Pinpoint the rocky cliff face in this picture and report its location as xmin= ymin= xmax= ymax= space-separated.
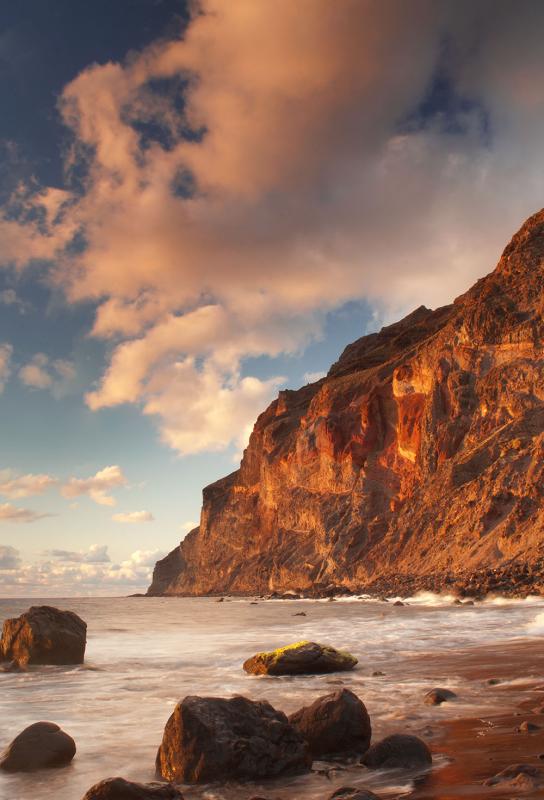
xmin=148 ymin=210 xmax=544 ymax=597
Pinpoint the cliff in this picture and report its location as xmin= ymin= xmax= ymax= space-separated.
xmin=148 ymin=210 xmax=544 ymax=598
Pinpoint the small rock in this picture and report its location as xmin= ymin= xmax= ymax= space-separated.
xmin=0 ymin=606 xmax=86 ymax=667
xmin=484 ymin=763 xmax=544 ymax=790
xmin=371 ymin=670 xmax=385 ymax=677
xmin=82 ymin=777 xmax=183 ymax=799
xmin=328 ymin=787 xmax=380 ymax=800
xmin=293 ymin=612 xmax=307 ymax=617
xmin=424 ymin=688 xmax=457 ymax=706
xmin=362 ymin=734 xmax=432 ymax=770
xmin=243 ymin=641 xmax=358 ymax=676
xmin=517 ymin=720 xmax=540 ymax=733
xmin=288 ymin=688 xmax=371 ymax=757
xmin=250 ymin=602 xmax=258 ymax=605
xmin=487 ymin=678 xmax=501 ymax=686
xmin=155 ymin=694 xmax=310 ymax=783
xmin=0 ymin=722 xmax=76 ymax=772
xmin=393 ymin=601 xmax=405 ymax=607
xmin=216 ymin=597 xmax=224 ymax=603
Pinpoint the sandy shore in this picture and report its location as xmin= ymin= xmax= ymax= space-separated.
xmin=405 ymin=639 xmax=544 ymax=799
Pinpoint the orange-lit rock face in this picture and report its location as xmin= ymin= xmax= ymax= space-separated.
xmin=149 ymin=209 xmax=544 ymax=596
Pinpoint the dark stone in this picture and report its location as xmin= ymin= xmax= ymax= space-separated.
xmin=393 ymin=601 xmax=405 ymax=607
xmin=155 ymin=695 xmax=311 ymax=783
xmin=517 ymin=720 xmax=540 ymax=733
xmin=0 ymin=605 xmax=86 ymax=667
xmin=371 ymin=671 xmax=385 ymax=677
xmin=243 ymin=641 xmax=357 ymax=676
xmin=82 ymin=778 xmax=183 ymax=799
xmin=0 ymin=721 xmax=76 ymax=772
xmin=362 ymin=734 xmax=432 ymax=770
xmin=288 ymin=688 xmax=371 ymax=757
xmin=293 ymin=612 xmax=307 ymax=617
xmin=484 ymin=763 xmax=544 ymax=790
xmin=328 ymin=787 xmax=380 ymax=800
xmin=424 ymin=688 xmax=457 ymax=706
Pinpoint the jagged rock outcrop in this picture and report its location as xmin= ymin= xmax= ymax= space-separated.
xmin=149 ymin=210 xmax=544 ymax=597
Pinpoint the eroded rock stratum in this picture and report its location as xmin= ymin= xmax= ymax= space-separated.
xmin=148 ymin=210 xmax=544 ymax=597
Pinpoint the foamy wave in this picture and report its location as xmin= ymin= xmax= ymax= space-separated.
xmin=398 ymin=591 xmax=457 ymax=606
xmin=526 ymin=611 xmax=544 ymax=634
xmin=485 ymin=594 xmax=543 ymax=606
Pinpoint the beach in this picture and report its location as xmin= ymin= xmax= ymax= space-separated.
xmin=1 ymin=595 xmax=544 ymax=799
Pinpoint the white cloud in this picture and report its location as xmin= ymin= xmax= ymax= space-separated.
xmin=0 ymin=547 xmax=165 ymax=597
xmin=0 ymin=545 xmax=21 ymax=569
xmin=19 ymin=353 xmax=76 ymax=394
xmin=0 ymin=343 xmax=12 ymax=394
xmin=303 ymin=370 xmax=326 ymax=384
xmin=0 ymin=470 xmax=57 ymax=498
xmin=0 ymin=503 xmax=51 ymax=523
xmin=0 ymin=289 xmax=28 ymax=313
xmin=112 ymin=510 xmax=154 ymax=523
xmin=61 ymin=465 xmax=128 ymax=506
xmin=47 ymin=544 xmax=111 ymax=563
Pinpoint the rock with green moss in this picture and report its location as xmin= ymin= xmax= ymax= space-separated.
xmin=243 ymin=640 xmax=358 ymax=676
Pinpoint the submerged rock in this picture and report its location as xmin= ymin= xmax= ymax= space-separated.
xmin=289 ymin=688 xmax=371 ymax=757
xmin=0 ymin=605 xmax=86 ymax=666
xmin=155 ymin=695 xmax=310 ymax=783
xmin=484 ymin=763 xmax=544 ymax=790
xmin=362 ymin=734 xmax=432 ymax=770
xmin=243 ymin=641 xmax=357 ymax=675
xmin=82 ymin=778 xmax=183 ymax=799
xmin=328 ymin=788 xmax=380 ymax=800
xmin=424 ymin=688 xmax=457 ymax=705
xmin=517 ymin=720 xmax=540 ymax=733
xmin=0 ymin=721 xmax=76 ymax=772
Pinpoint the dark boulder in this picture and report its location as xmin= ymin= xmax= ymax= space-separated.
xmin=82 ymin=778 xmax=183 ymax=799
xmin=155 ymin=695 xmax=311 ymax=783
xmin=362 ymin=734 xmax=432 ymax=770
xmin=289 ymin=688 xmax=371 ymax=757
xmin=0 ymin=605 xmax=86 ymax=666
xmin=424 ymin=688 xmax=457 ymax=706
xmin=328 ymin=788 xmax=380 ymax=800
xmin=243 ymin=641 xmax=357 ymax=675
xmin=0 ymin=721 xmax=76 ymax=772
xmin=517 ymin=720 xmax=540 ymax=733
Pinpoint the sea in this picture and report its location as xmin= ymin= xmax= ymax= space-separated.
xmin=1 ymin=593 xmax=544 ymax=800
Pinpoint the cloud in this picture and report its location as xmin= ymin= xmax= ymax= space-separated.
xmin=0 ymin=343 xmax=12 ymax=394
xmin=303 ymin=370 xmax=326 ymax=384
xmin=112 ymin=510 xmax=154 ymax=523
xmin=47 ymin=544 xmax=111 ymax=563
xmin=0 ymin=547 xmax=165 ymax=596
xmin=0 ymin=545 xmax=21 ymax=569
xmin=4 ymin=3 xmax=544 ymax=455
xmin=19 ymin=353 xmax=76 ymax=394
xmin=61 ymin=465 xmax=128 ymax=506
xmin=0 ymin=503 xmax=51 ymax=523
xmin=0 ymin=288 xmax=28 ymax=313
xmin=0 ymin=470 xmax=57 ymax=498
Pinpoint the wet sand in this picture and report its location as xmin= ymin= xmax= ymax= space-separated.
xmin=407 ymin=639 xmax=544 ymax=800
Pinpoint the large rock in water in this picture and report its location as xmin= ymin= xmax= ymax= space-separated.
xmin=288 ymin=688 xmax=371 ymax=757
xmin=147 ymin=210 xmax=544 ymax=598
xmin=0 ymin=722 xmax=76 ymax=772
xmin=243 ymin=641 xmax=357 ymax=675
xmin=362 ymin=734 xmax=432 ymax=770
xmin=0 ymin=605 xmax=87 ymax=666
xmin=82 ymin=777 xmax=183 ymax=799
xmin=155 ymin=695 xmax=311 ymax=783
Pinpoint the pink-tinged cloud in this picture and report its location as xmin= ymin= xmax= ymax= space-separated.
xmin=3 ymin=3 xmax=544 ymax=455
xmin=61 ymin=465 xmax=128 ymax=506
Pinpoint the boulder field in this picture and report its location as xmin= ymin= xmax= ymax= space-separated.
xmin=148 ymin=209 xmax=544 ymax=599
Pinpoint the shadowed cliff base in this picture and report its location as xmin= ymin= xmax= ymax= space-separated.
xmin=148 ymin=209 xmax=544 ymax=599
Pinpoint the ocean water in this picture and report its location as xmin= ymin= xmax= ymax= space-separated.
xmin=0 ymin=594 xmax=543 ymax=800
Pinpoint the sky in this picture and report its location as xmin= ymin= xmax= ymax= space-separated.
xmin=1 ymin=0 xmax=544 ymax=596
